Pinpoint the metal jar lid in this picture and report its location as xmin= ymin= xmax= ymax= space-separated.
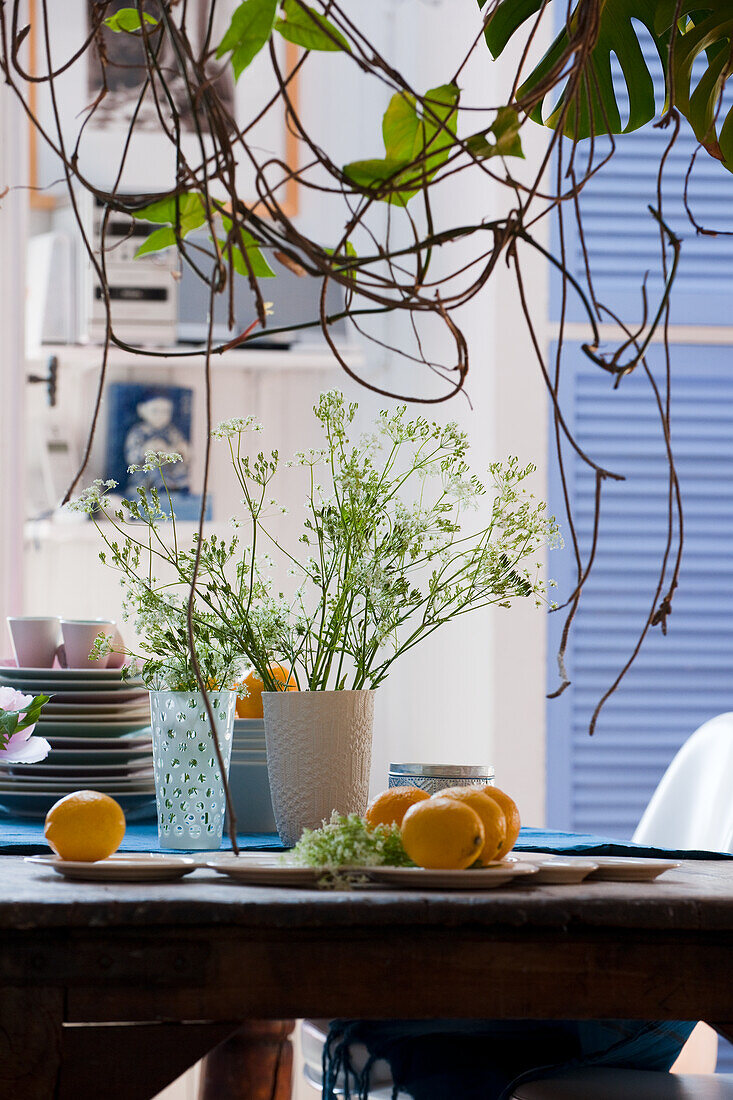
xmin=388 ymin=763 xmax=494 ymax=779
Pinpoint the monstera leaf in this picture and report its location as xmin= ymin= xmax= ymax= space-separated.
xmin=481 ymin=0 xmax=669 ymax=138
xmin=655 ymin=0 xmax=733 ymax=171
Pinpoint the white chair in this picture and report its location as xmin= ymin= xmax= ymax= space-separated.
xmin=303 ymin=713 xmax=733 ymax=1098
xmin=514 ymin=711 xmax=733 ymax=1099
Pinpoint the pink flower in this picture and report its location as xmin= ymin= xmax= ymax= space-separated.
xmin=0 ymin=686 xmax=50 ymax=764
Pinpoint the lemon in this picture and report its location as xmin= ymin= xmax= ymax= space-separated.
xmin=400 ymin=796 xmax=485 ymax=870
xmin=482 ymin=786 xmax=521 ymax=860
xmin=44 ymin=790 xmax=126 ymax=862
xmin=365 ymin=787 xmax=430 ymax=830
xmin=236 ymin=664 xmax=297 ymax=719
xmin=433 ymin=786 xmax=507 ymax=865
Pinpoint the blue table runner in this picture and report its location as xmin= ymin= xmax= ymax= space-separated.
xmin=1 ymin=820 xmax=730 ymax=859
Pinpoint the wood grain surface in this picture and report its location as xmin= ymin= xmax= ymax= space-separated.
xmin=2 ymin=857 xmax=733 ymax=931
xmin=3 ymin=856 xmax=733 ymax=1097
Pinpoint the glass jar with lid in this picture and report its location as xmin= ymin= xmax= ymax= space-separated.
xmin=388 ymin=762 xmax=494 ymax=796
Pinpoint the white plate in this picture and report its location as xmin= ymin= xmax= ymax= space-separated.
xmin=44 ymin=750 xmax=151 ymax=768
xmin=206 ymin=856 xmax=374 ymax=889
xmin=583 ymin=856 xmax=681 ymax=882
xmin=366 ymin=862 xmax=539 ymax=890
xmin=37 ymin=715 xmax=151 ymax=728
xmin=3 ymin=678 xmax=145 ymax=694
xmin=36 ymin=722 xmax=152 ymax=739
xmin=45 ymin=689 xmax=148 ymax=705
xmin=47 ymin=734 xmax=151 ymax=747
xmin=1 ymin=666 xmax=137 ymax=681
xmin=0 ymin=779 xmax=155 ymax=794
xmin=42 ymin=701 xmax=150 ymax=716
xmin=25 ymin=854 xmax=197 ymax=882
xmin=2 ymin=759 xmax=152 ymax=774
xmin=510 ymin=855 xmax=600 ymax=884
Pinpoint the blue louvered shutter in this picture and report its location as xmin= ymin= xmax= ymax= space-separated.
xmin=545 ymin=26 xmax=733 ymax=1073
xmin=546 ymin=345 xmax=733 ymax=1076
xmin=546 ymin=21 xmax=733 ymax=833
xmin=546 ymin=344 xmax=733 ymax=835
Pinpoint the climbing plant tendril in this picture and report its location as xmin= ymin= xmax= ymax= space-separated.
xmin=2 ymin=0 xmax=732 ymax=829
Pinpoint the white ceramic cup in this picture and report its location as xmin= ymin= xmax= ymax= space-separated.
xmin=59 ymin=619 xmax=115 ymax=669
xmin=7 ymin=616 xmax=61 ymax=668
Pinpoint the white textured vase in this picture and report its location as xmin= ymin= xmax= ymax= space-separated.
xmin=262 ymin=689 xmax=375 ymax=846
xmin=149 ymin=689 xmax=236 ymax=851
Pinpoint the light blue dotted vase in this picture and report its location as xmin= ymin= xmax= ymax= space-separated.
xmin=149 ymin=690 xmax=236 ymax=851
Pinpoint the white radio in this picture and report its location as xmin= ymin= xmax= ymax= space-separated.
xmin=30 ymin=192 xmax=179 ymax=348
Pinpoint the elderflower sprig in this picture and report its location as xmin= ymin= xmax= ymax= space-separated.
xmin=287 ymin=812 xmax=414 ymax=886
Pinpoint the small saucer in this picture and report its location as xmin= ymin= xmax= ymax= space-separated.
xmin=25 ymin=853 xmax=198 ymax=882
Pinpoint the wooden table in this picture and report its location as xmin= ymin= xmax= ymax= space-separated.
xmin=3 ymin=855 xmax=733 ymax=1099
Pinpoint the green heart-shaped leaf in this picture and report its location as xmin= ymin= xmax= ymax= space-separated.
xmin=275 ymin=0 xmax=349 ymax=52
xmin=344 ymin=83 xmax=459 ymax=204
xmin=217 ymin=0 xmax=278 ymax=80
xmin=220 ymin=216 xmax=276 ymax=278
xmin=104 ymin=8 xmax=158 ymax=33
xmin=466 ymin=106 xmax=524 ymax=159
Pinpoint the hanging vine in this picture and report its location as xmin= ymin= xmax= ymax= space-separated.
xmin=2 ymin=0 xmax=732 ymax=777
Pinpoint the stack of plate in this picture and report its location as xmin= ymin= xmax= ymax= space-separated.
xmin=227 ymin=719 xmax=276 ymax=833
xmin=0 ymin=665 xmax=156 ymax=820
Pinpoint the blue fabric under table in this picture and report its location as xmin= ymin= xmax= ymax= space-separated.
xmin=0 ymin=819 xmax=285 ymax=855
xmin=1 ymin=820 xmax=730 ymax=859
xmin=514 ymin=826 xmax=733 ymax=860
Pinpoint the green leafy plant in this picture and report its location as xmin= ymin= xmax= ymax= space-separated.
xmin=483 ymin=0 xmax=733 ymax=170
xmin=275 ymin=0 xmax=350 ymax=52
xmin=12 ymin=0 xmax=707 ymax=733
xmin=344 ymin=83 xmax=461 ymax=204
xmin=71 ymin=392 xmax=558 ymax=695
xmin=103 ymin=8 xmax=159 ymax=34
xmin=216 ymin=0 xmax=279 ymax=79
xmin=659 ymin=1 xmax=733 ymax=166
xmin=216 ymin=0 xmax=348 ymax=80
xmin=132 ymin=196 xmax=275 ymax=275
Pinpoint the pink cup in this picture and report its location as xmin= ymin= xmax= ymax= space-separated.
xmin=59 ymin=619 xmax=115 ymax=669
xmin=7 ymin=617 xmax=61 ymax=668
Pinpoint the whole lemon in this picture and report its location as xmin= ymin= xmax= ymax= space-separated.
xmin=482 ymin=786 xmax=521 ymax=860
xmin=236 ymin=664 xmax=297 ymax=719
xmin=365 ymin=787 xmax=430 ymax=830
xmin=401 ymin=796 xmax=485 ymax=870
xmin=433 ymin=786 xmax=507 ymax=865
xmin=44 ymin=790 xmax=126 ymax=862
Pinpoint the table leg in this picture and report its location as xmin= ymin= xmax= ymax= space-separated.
xmin=0 ymin=988 xmax=63 ymax=1100
xmin=198 ymin=1020 xmax=295 ymax=1100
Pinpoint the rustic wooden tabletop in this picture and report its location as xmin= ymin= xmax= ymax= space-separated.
xmin=3 ymin=855 xmax=733 ymax=930
xmin=3 ymin=856 xmax=733 ymax=1099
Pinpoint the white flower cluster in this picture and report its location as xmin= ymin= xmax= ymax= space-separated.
xmin=127 ymin=450 xmax=183 ymax=474
xmin=67 ymin=479 xmax=117 ymax=514
xmin=78 ymin=387 xmax=560 ymax=697
xmin=211 ymin=416 xmax=263 ymax=439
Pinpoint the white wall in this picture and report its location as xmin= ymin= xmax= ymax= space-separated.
xmin=19 ymin=7 xmax=553 ymax=1100
xmin=22 ymin=0 xmax=551 ymax=826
